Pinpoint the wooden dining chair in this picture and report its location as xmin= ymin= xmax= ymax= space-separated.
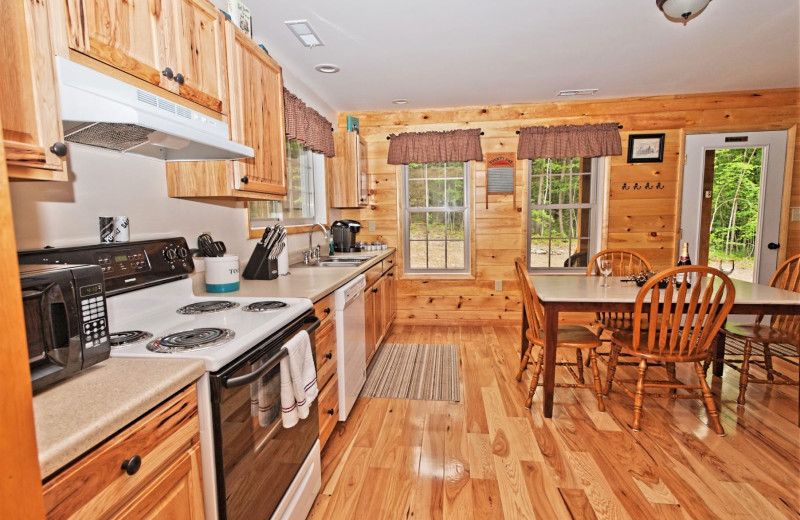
xmin=712 ymin=254 xmax=800 ymax=406
xmin=605 ymin=266 xmax=735 ymax=435
xmin=514 ymin=257 xmax=605 ymax=411
xmin=587 ymin=248 xmax=653 ymax=335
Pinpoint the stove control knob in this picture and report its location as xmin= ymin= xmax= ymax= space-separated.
xmin=164 ymin=247 xmax=178 ymax=261
xmin=177 ymin=246 xmax=188 ymax=259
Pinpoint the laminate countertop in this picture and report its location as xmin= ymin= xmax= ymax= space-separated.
xmin=192 ymin=248 xmax=396 ymax=302
xmin=33 ymin=358 xmax=206 ymax=479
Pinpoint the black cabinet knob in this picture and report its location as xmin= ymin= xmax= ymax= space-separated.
xmin=372 ymin=288 xmax=378 ymax=293
xmin=121 ymin=455 xmax=142 ymax=475
xmin=388 ymin=273 xmax=394 ymax=277
xmin=327 ymin=408 xmax=335 ymax=415
xmin=767 ymin=242 xmax=780 ymax=250
xmin=241 ymin=176 xmax=249 ymax=184
xmin=325 ymin=352 xmax=333 ymax=360
xmin=49 ymin=142 xmax=67 ymax=157
xmin=162 ymin=67 xmax=174 ymax=79
xmin=323 ymin=307 xmax=331 ymax=315
xmin=175 ymin=73 xmax=185 ymax=85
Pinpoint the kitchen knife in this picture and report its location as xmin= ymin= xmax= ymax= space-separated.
xmin=260 ymin=226 xmax=271 ymax=245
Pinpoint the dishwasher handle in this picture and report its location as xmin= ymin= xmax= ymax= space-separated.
xmin=222 ymin=316 xmax=320 ymax=388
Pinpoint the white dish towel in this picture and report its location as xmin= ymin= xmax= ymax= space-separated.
xmin=280 ymin=330 xmax=318 ymax=428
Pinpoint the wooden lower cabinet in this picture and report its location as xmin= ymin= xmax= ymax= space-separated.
xmin=365 ymin=263 xmax=396 ymax=365
xmin=313 ymin=292 xmax=339 ymax=449
xmin=42 ymin=386 xmax=204 ymax=520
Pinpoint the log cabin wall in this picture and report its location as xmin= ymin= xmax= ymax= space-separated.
xmin=337 ymin=88 xmax=800 ymax=326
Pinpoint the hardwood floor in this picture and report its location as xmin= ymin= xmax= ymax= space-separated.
xmin=309 ymin=325 xmax=800 ymax=520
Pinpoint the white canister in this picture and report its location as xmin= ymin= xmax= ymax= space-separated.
xmin=205 ymin=255 xmax=240 ymax=293
xmin=113 ymin=216 xmax=130 ymax=242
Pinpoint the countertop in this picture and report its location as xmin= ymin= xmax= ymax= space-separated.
xmin=33 ymin=358 xmax=206 ymax=479
xmin=192 ymin=248 xmax=396 ymax=302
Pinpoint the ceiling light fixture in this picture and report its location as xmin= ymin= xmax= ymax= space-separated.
xmin=315 ymin=64 xmax=340 ymax=74
xmin=392 ymin=99 xmax=410 ymax=105
xmin=656 ymin=0 xmax=711 ymax=25
xmin=558 ymin=89 xmax=598 ymax=97
xmin=285 ymin=20 xmax=324 ymax=48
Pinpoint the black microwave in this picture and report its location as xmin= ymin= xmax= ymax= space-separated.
xmin=19 ymin=264 xmax=110 ymax=392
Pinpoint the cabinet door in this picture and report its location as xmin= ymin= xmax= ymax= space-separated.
xmin=113 ymin=445 xmax=205 ymax=520
xmin=65 ymin=0 xmax=168 ymax=88
xmin=226 ymin=23 xmax=287 ymax=196
xmin=1 ymin=0 xmax=68 ymax=180
xmin=371 ymin=278 xmax=385 ymax=352
xmin=383 ymin=268 xmax=396 ymax=334
xmin=364 ymin=288 xmax=375 ymax=364
xmin=330 ymin=131 xmax=366 ymax=208
xmin=169 ymin=0 xmax=227 ymax=114
xmin=358 ymin=135 xmax=369 ymax=206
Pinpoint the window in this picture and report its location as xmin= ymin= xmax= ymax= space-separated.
xmin=403 ymin=161 xmax=470 ymax=273
xmin=527 ymin=157 xmax=602 ymax=271
xmin=249 ymin=140 xmax=326 ymax=228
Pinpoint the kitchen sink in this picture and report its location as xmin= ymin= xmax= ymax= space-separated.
xmin=293 ymin=256 xmax=372 ymax=268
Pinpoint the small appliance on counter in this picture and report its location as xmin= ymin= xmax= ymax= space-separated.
xmin=331 ymin=220 xmax=362 ymax=252
xmin=19 ymin=264 xmax=110 ymax=392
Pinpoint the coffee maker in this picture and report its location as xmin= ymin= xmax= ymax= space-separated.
xmin=331 ymin=220 xmax=361 ymax=252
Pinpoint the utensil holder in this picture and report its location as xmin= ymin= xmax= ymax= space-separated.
xmin=243 ymin=243 xmax=278 ymax=280
xmin=205 ymin=255 xmax=240 ymax=292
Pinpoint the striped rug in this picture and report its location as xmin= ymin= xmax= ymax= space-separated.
xmin=361 ymin=343 xmax=460 ymax=401
xmin=725 ymin=336 xmax=797 ymax=358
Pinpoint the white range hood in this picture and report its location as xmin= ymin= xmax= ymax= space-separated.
xmin=56 ymin=57 xmax=253 ymax=162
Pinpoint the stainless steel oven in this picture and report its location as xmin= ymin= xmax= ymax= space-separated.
xmin=210 ymin=312 xmax=320 ymax=520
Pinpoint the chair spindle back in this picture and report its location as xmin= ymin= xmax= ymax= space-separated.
xmin=515 ymin=258 xmax=545 ymax=342
xmin=765 ymin=254 xmax=800 ymax=338
xmin=587 ymin=249 xmax=652 ymax=277
xmin=631 ymin=266 xmax=735 ymax=359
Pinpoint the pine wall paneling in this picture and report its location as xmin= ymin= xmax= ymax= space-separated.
xmin=337 ymin=89 xmax=800 ymax=326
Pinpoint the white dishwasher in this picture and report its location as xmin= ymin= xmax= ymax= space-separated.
xmin=334 ymin=274 xmax=367 ymax=421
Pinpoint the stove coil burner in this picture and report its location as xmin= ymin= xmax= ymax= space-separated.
xmin=147 ymin=328 xmax=235 ymax=353
xmin=109 ymin=330 xmax=153 ymax=348
xmin=176 ymin=300 xmax=240 ymax=315
xmin=242 ymin=301 xmax=289 ymax=313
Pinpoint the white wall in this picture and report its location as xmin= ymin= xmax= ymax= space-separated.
xmin=10 ymin=146 xmax=329 ymax=267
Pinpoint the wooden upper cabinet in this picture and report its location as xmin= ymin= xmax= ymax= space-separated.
xmin=165 ymin=21 xmax=287 ymax=200
xmin=330 ymin=131 xmax=368 ymax=208
xmin=65 ymin=0 xmax=167 ymax=88
xmin=226 ymin=23 xmax=286 ymax=195
xmin=169 ymin=0 xmax=227 ymax=113
xmin=1 ymin=0 xmax=68 ymax=180
xmin=66 ymin=0 xmax=226 ymax=114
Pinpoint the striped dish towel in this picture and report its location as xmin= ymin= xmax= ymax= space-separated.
xmin=280 ymin=330 xmax=318 ymax=428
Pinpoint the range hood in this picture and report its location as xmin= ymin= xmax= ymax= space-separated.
xmin=56 ymin=57 xmax=253 ymax=162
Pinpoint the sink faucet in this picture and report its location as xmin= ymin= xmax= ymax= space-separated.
xmin=305 ymin=223 xmax=329 ymax=264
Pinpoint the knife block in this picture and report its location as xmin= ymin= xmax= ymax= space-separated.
xmin=243 ymin=243 xmax=278 ymax=280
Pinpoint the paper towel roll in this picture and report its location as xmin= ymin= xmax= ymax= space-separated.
xmin=278 ymin=241 xmax=289 ymax=275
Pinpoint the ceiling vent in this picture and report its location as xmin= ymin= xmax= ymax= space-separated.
xmin=285 ymin=20 xmax=324 ymax=48
xmin=558 ymin=89 xmax=599 ymax=97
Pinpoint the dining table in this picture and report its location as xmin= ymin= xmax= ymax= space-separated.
xmin=525 ymin=274 xmax=800 ymax=419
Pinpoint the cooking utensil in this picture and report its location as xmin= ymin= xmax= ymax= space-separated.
xmin=269 ymin=241 xmax=285 ymax=260
xmin=213 ymin=241 xmax=226 ymax=257
xmin=260 ymin=226 xmax=271 ymax=245
xmin=198 ymin=233 xmax=216 ymax=257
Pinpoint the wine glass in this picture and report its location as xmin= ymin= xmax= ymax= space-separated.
xmin=719 ymin=259 xmax=735 ymax=275
xmin=599 ymin=259 xmax=613 ymax=287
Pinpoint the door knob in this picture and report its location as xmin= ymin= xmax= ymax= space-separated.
xmin=767 ymin=242 xmax=780 ymax=250
xmin=175 ymin=73 xmax=185 ymax=85
xmin=162 ymin=67 xmax=174 ymax=79
xmin=241 ymin=176 xmax=249 ymax=184
xmin=121 ymin=455 xmax=142 ymax=475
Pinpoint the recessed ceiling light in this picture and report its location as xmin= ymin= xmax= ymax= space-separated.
xmin=315 ymin=64 xmax=340 ymax=74
xmin=392 ymin=99 xmax=410 ymax=105
xmin=285 ymin=20 xmax=324 ymax=48
xmin=558 ymin=89 xmax=599 ymax=97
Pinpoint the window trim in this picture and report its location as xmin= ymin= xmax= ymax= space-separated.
xmin=401 ymin=161 xmax=472 ymax=276
xmin=247 ymin=145 xmax=328 ymax=238
xmin=524 ymin=157 xmax=607 ymax=273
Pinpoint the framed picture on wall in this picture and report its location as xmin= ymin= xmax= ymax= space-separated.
xmin=627 ymin=133 xmax=665 ymax=163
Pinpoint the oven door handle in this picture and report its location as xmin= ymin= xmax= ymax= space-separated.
xmin=222 ymin=316 xmax=321 ymax=389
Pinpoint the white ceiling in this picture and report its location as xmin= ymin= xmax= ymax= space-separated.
xmin=243 ymin=0 xmax=800 ymax=112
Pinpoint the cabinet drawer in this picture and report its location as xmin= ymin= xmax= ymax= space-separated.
xmin=313 ymin=292 xmax=336 ymax=325
xmin=43 ymin=386 xmax=200 ymax=520
xmin=382 ymin=253 xmax=396 ymax=274
xmin=318 ymin=375 xmax=339 ymax=449
xmin=364 ymin=262 xmax=383 ymax=288
xmin=315 ymin=319 xmax=337 ymax=389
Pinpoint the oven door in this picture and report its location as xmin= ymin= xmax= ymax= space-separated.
xmin=210 ymin=313 xmax=320 ymax=520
